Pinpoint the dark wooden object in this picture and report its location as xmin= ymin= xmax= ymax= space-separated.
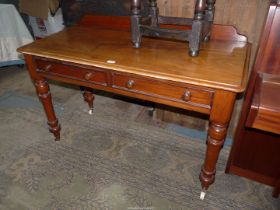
xmin=18 ymin=15 xmax=250 ymax=197
xmin=131 ymin=0 xmax=216 ymax=56
xmin=246 ymin=73 xmax=280 ymax=135
xmin=226 ymin=0 xmax=280 ymax=198
xmin=83 ymin=87 xmax=95 ymax=114
xmin=60 ymin=0 xmax=149 ymax=26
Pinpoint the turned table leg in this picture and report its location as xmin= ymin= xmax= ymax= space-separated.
xmin=35 ymin=79 xmax=61 ymax=140
xmin=199 ymin=90 xmax=236 ymax=199
xmin=83 ymin=87 xmax=95 ymax=115
xmin=24 ymin=55 xmax=61 ymax=141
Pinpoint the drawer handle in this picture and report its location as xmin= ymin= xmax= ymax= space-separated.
xmin=182 ymin=90 xmax=191 ymax=101
xmin=126 ymin=80 xmax=135 ymax=89
xmin=44 ymin=64 xmax=52 ymax=71
xmin=84 ymin=72 xmax=94 ymax=80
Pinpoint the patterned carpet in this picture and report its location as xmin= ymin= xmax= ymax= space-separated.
xmin=0 ymin=90 xmax=279 ymax=209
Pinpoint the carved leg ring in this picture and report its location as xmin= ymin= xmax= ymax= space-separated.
xmin=199 ymin=122 xmax=227 ymax=200
xmin=83 ymin=88 xmax=95 ymax=115
xmin=35 ymin=79 xmax=61 ymax=141
xmin=200 ymin=122 xmax=227 ymax=187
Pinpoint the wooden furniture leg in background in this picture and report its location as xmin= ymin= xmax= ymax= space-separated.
xmin=199 ymin=90 xmax=236 ymax=199
xmin=189 ymin=0 xmax=206 ymax=56
xmin=149 ymin=0 xmax=159 ymax=27
xmin=25 ymin=55 xmax=61 ymax=141
xmin=204 ymin=0 xmax=216 ymax=41
xmin=131 ymin=0 xmax=142 ymax=48
xmin=273 ymin=179 xmax=280 ymax=198
xmin=83 ymin=87 xmax=95 ymax=115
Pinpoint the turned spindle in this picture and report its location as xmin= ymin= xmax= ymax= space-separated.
xmin=149 ymin=0 xmax=159 ymax=27
xmin=131 ymin=0 xmax=142 ymax=48
xmin=189 ymin=0 xmax=206 ymax=56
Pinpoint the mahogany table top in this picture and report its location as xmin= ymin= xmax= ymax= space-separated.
xmin=18 ymin=25 xmax=250 ymax=92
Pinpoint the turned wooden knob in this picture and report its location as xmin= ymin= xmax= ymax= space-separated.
xmin=126 ymin=79 xmax=135 ymax=89
xmin=182 ymin=90 xmax=191 ymax=101
xmin=84 ymin=72 xmax=94 ymax=80
xmin=44 ymin=64 xmax=53 ymax=71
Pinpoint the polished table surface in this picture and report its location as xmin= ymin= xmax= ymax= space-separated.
xmin=19 ymin=26 xmax=249 ymax=93
xmin=18 ymin=16 xmax=250 ymax=198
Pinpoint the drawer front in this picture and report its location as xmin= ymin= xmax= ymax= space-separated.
xmin=112 ymin=73 xmax=213 ymax=108
xmin=36 ymin=59 xmax=107 ymax=86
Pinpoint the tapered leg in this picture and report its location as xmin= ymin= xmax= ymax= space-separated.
xmin=199 ymin=90 xmax=236 ymax=198
xmin=131 ymin=0 xmax=142 ymax=48
xmin=35 ymin=79 xmax=61 ymax=141
xmin=189 ymin=0 xmax=206 ymax=56
xmin=83 ymin=87 xmax=95 ymax=115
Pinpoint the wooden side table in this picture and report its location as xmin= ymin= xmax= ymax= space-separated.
xmin=18 ymin=15 xmax=250 ymax=199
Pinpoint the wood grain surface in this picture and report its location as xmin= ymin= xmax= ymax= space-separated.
xmin=247 ymin=73 xmax=280 ymax=135
xmin=18 ymin=25 xmax=249 ymax=92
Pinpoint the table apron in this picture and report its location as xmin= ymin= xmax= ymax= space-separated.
xmin=34 ymin=58 xmax=216 ymax=115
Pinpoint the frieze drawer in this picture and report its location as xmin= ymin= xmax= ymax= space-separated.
xmin=36 ymin=59 xmax=107 ymax=86
xmin=112 ymin=73 xmax=213 ymax=109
